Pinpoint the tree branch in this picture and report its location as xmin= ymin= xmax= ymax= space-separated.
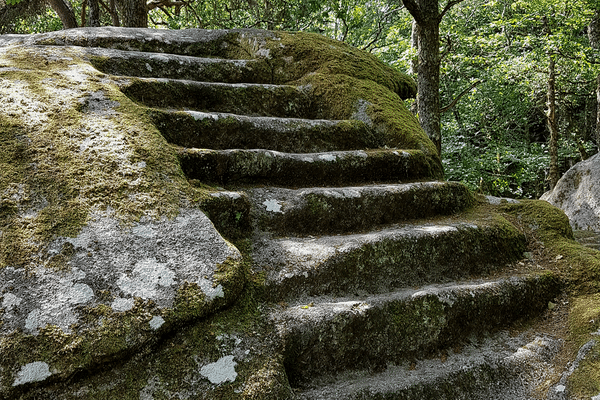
xmin=440 ymin=0 xmax=465 ymax=20
xmin=147 ymin=0 xmax=184 ymax=11
xmin=441 ymin=80 xmax=481 ymax=113
xmin=440 ymin=34 xmax=454 ymax=62
xmin=556 ymin=46 xmax=600 ymax=65
xmin=401 ymin=0 xmax=421 ymax=22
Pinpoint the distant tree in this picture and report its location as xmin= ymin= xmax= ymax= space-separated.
xmin=46 ymin=0 xmax=77 ymax=28
xmin=589 ymin=8 xmax=600 ymax=151
xmin=116 ymin=0 xmax=146 ymax=27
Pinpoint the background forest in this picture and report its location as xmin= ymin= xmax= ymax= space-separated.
xmin=2 ymin=0 xmax=599 ymax=199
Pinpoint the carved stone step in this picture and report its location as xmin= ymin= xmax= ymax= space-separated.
xmin=293 ymin=334 xmax=562 ymax=399
xmin=85 ymin=47 xmax=267 ymax=83
xmin=252 ymin=215 xmax=527 ymax=301
xmin=178 ymin=148 xmax=438 ymax=186
xmin=248 ymin=182 xmax=473 ymax=235
xmin=152 ymin=110 xmax=378 ymax=152
xmin=118 ymin=77 xmax=314 ymax=118
xmin=273 ymin=274 xmax=561 ymax=386
xmin=0 ymin=27 xmax=245 ymax=57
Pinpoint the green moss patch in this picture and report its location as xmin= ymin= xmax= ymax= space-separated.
xmin=567 ymin=295 xmax=600 ymax=397
xmin=499 ymin=200 xmax=600 ymax=295
xmin=250 ymin=31 xmax=417 ymax=99
xmin=295 ymin=73 xmax=442 ymax=175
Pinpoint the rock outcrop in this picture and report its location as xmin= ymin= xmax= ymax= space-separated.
xmin=542 ymin=152 xmax=600 ymax=231
xmin=0 ymin=27 xmax=581 ymax=399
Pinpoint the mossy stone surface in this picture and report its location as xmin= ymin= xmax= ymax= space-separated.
xmin=1 ymin=27 xmax=585 ymax=399
xmin=0 ymin=43 xmax=244 ymax=397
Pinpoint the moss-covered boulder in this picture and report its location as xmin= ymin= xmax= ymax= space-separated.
xmin=0 ymin=40 xmax=247 ymax=396
xmin=541 ymin=152 xmax=600 ymax=231
xmin=1 ymin=27 xmax=574 ymax=400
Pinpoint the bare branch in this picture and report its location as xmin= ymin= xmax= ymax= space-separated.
xmin=401 ymin=0 xmax=421 ymax=22
xmin=179 ymin=0 xmax=202 ymax=27
xmin=147 ymin=0 xmax=184 ymax=12
xmin=440 ymin=0 xmax=466 ymax=20
xmin=440 ymin=34 xmax=454 ymax=62
xmin=441 ymin=80 xmax=481 ymax=113
xmin=361 ymin=5 xmax=405 ymax=52
xmin=556 ymin=47 xmax=600 ymax=65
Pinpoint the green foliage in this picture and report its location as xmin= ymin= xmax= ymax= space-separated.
xmin=437 ymin=0 xmax=600 ymax=198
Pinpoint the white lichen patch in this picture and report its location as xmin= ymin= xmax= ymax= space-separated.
xmin=263 ymin=199 xmax=283 ymax=213
xmin=117 ymin=258 xmax=176 ymax=300
xmin=200 ymin=355 xmax=237 ymax=384
xmin=111 ymin=297 xmax=135 ymax=312
xmin=417 ymin=225 xmax=458 ymax=235
xmin=131 ymin=224 xmax=156 ymax=239
xmin=12 ymin=361 xmax=52 ymax=386
xmin=22 ymin=275 xmax=94 ymax=334
xmin=1 ymin=293 xmax=21 ymax=311
xmin=318 ymin=154 xmax=337 ymax=162
xmin=0 ymin=78 xmax=49 ymax=125
xmin=186 ymin=110 xmax=221 ymax=121
xmin=149 ymin=315 xmax=165 ymax=330
xmin=199 ymin=279 xmax=225 ymax=300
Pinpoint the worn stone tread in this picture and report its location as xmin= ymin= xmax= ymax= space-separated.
xmin=152 ymin=109 xmax=378 ymax=152
xmin=293 ymin=333 xmax=562 ymax=400
xmin=0 ymin=27 xmax=259 ymax=57
xmin=178 ymin=148 xmax=437 ymax=186
xmin=118 ymin=77 xmax=314 ymax=117
xmin=248 ymin=181 xmax=473 ymax=235
xmin=82 ymin=47 xmax=264 ymax=82
xmin=253 ymin=216 xmax=527 ymax=301
xmin=273 ymin=275 xmax=561 ymax=385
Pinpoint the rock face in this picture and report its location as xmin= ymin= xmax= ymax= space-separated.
xmin=0 ymin=27 xmax=573 ymax=399
xmin=541 ymin=152 xmax=600 ymax=231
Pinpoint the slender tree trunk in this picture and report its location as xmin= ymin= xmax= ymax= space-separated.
xmin=402 ymin=0 xmax=465 ymax=157
xmin=116 ymin=0 xmax=147 ymax=27
xmin=110 ymin=0 xmax=120 ymax=26
xmin=46 ymin=0 xmax=78 ymax=29
xmin=409 ymin=19 xmax=419 ymax=76
xmin=89 ymin=0 xmax=100 ymax=26
xmin=547 ymin=54 xmax=559 ymax=190
xmin=589 ymin=10 xmax=600 ymax=152
xmin=415 ymin=17 xmax=442 ymax=155
xmin=409 ymin=19 xmax=419 ymax=115
xmin=596 ymin=74 xmax=600 ymax=151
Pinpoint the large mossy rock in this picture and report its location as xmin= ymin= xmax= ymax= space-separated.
xmin=0 ymin=37 xmax=247 ymax=396
xmin=0 ymin=27 xmax=431 ymax=398
xmin=3 ymin=26 xmax=579 ymax=400
xmin=541 ymin=152 xmax=600 ymax=231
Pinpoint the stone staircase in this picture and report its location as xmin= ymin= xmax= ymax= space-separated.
xmin=2 ymin=28 xmax=565 ymax=399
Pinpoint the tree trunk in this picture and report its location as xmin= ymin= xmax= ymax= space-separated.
xmin=589 ymin=10 xmax=600 ymax=152
xmin=415 ymin=17 xmax=442 ymax=155
xmin=409 ymin=19 xmax=419 ymax=76
xmin=89 ymin=0 xmax=100 ymax=26
xmin=409 ymin=19 xmax=419 ymax=115
xmin=596 ymin=74 xmax=600 ymax=152
xmin=46 ymin=0 xmax=78 ymax=29
xmin=547 ymin=54 xmax=559 ymax=190
xmin=110 ymin=0 xmax=120 ymax=26
xmin=402 ymin=0 xmax=465 ymax=157
xmin=117 ymin=0 xmax=147 ymax=27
